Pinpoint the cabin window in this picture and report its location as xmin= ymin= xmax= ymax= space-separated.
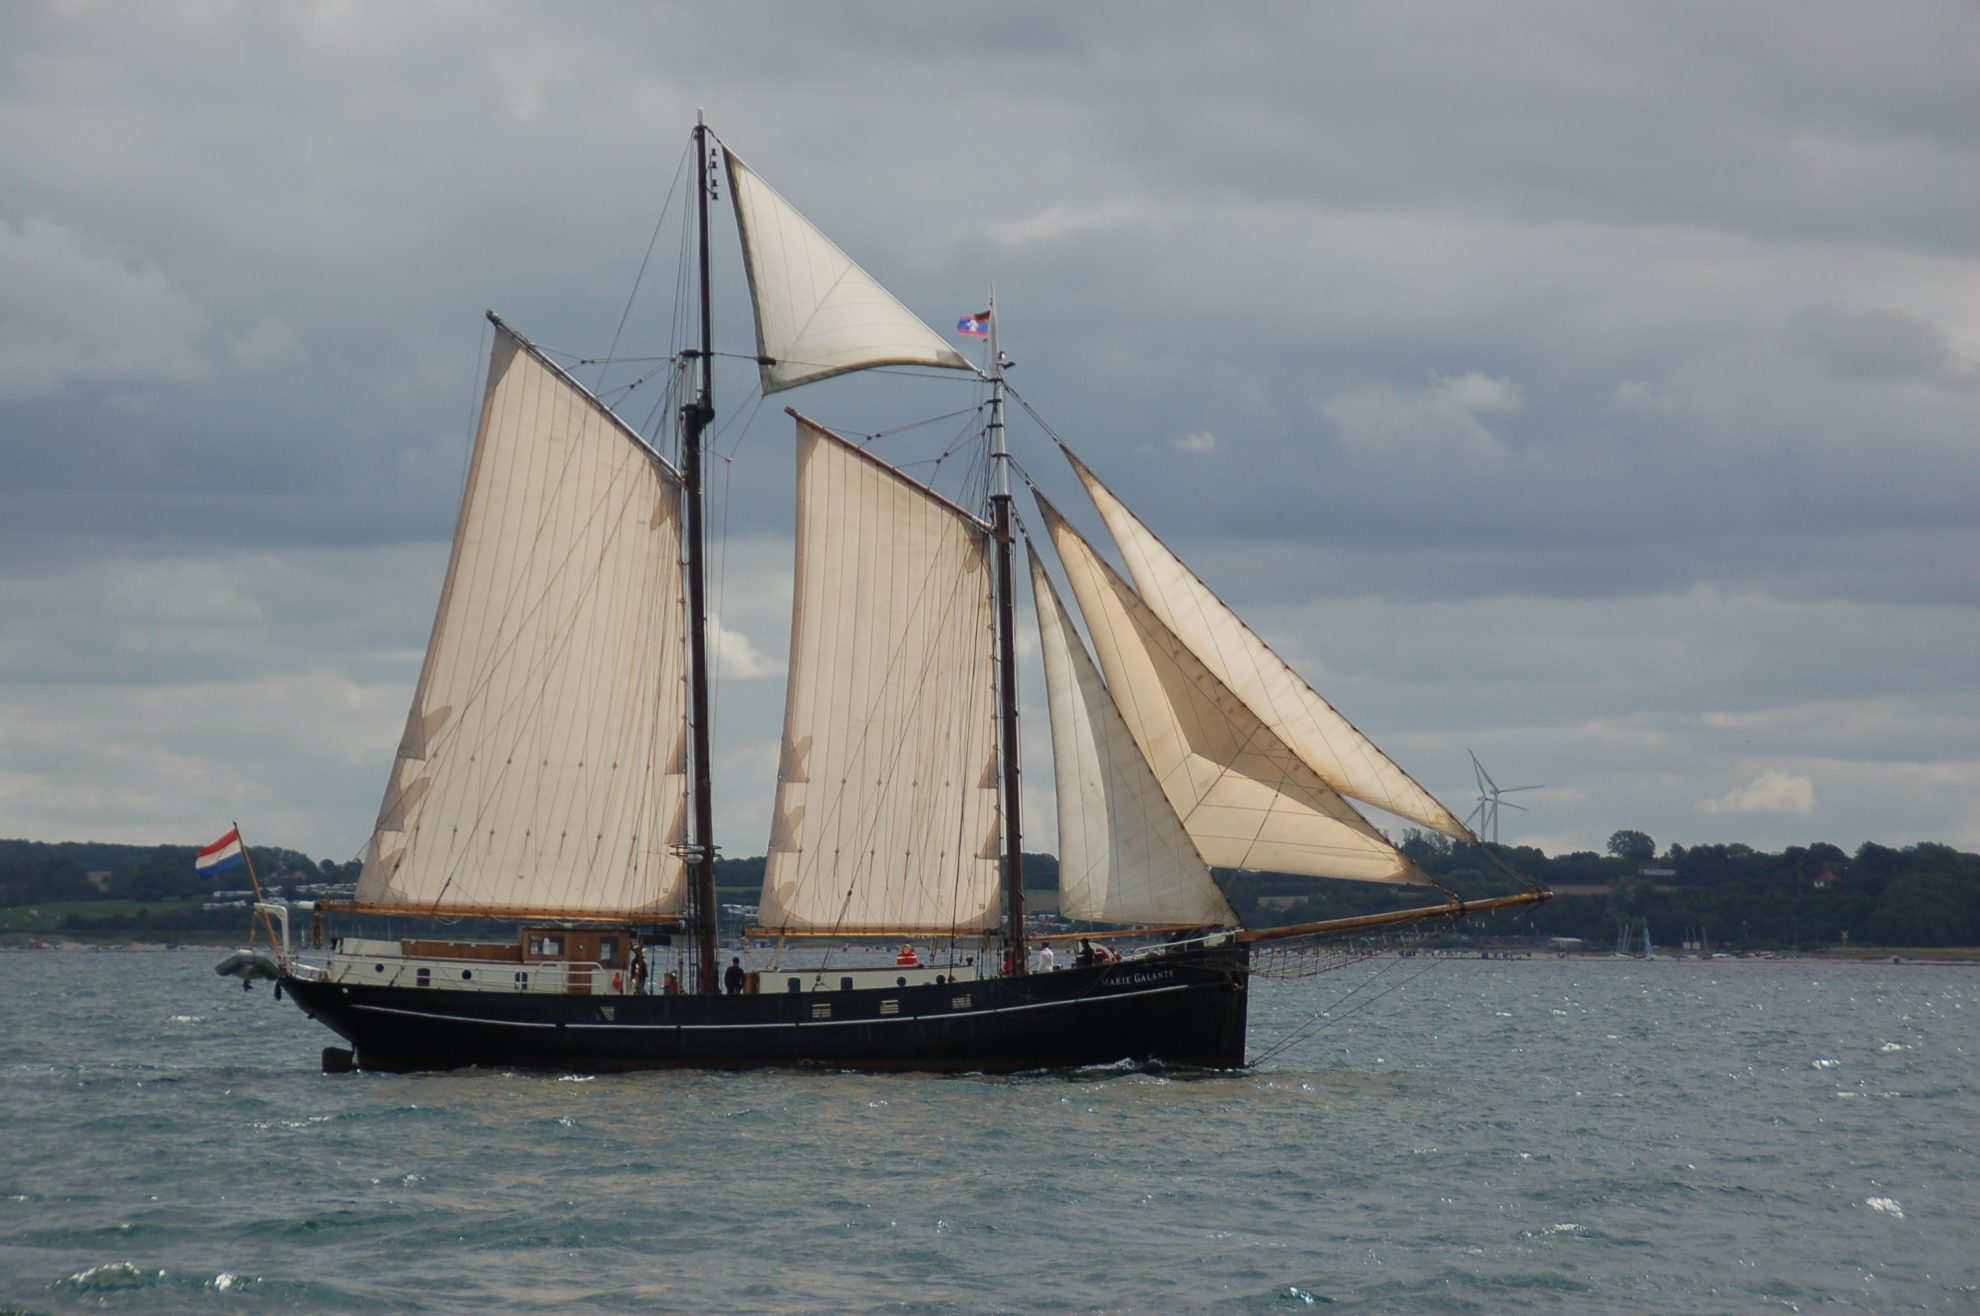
xmin=416 ymin=967 xmax=431 ymax=987
xmin=598 ymin=937 xmax=619 ymax=964
xmin=529 ymin=935 xmax=563 ymax=957
xmin=461 ymin=970 xmax=473 ymax=981
xmin=374 ymin=963 xmax=384 ymax=974
xmin=787 ymin=977 xmax=802 ymax=993
xmin=840 ymin=977 xmax=854 ymax=992
xmin=514 ymin=972 xmax=529 ymax=988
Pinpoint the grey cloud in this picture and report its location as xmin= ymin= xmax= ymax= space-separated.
xmin=1780 ymin=305 xmax=1973 ymax=388
xmin=0 ymin=0 xmax=1974 ymax=857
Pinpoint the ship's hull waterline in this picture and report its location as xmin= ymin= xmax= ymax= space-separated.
xmin=282 ymin=946 xmax=1251 ymax=1073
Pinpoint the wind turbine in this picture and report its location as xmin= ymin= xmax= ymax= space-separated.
xmin=1465 ymin=750 xmax=1543 ymax=845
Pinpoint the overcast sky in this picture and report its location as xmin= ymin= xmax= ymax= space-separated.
xmin=2 ymin=1 xmax=1975 ymax=867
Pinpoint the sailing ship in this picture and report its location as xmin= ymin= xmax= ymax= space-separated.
xmin=249 ymin=118 xmax=1548 ymax=1072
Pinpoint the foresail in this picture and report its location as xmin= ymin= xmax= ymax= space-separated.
xmin=1064 ymin=449 xmax=1474 ymax=841
xmin=1031 ymin=548 xmax=1237 ymax=928
xmin=1039 ymin=496 xmax=1423 ymax=886
xmin=724 ymin=148 xmax=972 ymax=395
xmin=355 ymin=320 xmax=690 ymax=918
xmin=758 ymin=414 xmax=1003 ymax=934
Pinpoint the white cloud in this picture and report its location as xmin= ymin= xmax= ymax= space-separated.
xmin=1172 ymin=430 xmax=1218 ymax=453
xmin=1700 ymin=770 xmax=1816 ymax=815
xmin=712 ymin=620 xmax=781 ymax=680
xmin=1321 ymin=370 xmax=1521 ymax=462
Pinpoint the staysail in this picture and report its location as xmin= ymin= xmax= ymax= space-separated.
xmin=1030 ymin=548 xmax=1238 ymax=927
xmin=757 ymin=414 xmax=1004 ymax=934
xmin=355 ymin=318 xmax=690 ymax=918
xmin=724 ymin=148 xmax=973 ymax=395
xmin=1038 ymin=495 xmax=1423 ymax=885
xmin=1063 ymin=449 xmax=1474 ymax=841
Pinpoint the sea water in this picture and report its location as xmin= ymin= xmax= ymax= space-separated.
xmin=1 ymin=950 xmax=1974 ymax=1312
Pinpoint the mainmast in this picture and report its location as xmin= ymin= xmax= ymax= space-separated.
xmin=683 ymin=114 xmax=720 ymax=993
xmin=987 ymin=295 xmax=1026 ymax=973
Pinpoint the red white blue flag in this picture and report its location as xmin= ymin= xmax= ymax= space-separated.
xmin=195 ymin=827 xmax=246 ymax=878
xmin=957 ymin=310 xmax=991 ymax=338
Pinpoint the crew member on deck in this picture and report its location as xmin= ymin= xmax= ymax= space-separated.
xmin=1077 ymin=937 xmax=1098 ymax=967
xmin=896 ymin=943 xmax=920 ymax=967
xmin=725 ymin=956 xmax=746 ymax=995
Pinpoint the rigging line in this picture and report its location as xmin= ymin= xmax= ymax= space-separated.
xmin=711 ymin=384 xmax=765 ymax=463
xmin=844 ymin=403 xmax=985 ymax=447
xmin=596 ymin=137 xmax=693 ymax=392
xmin=1249 ymin=947 xmax=1448 ymax=1069
xmin=1002 ymin=384 xmax=1074 ymax=452
xmin=596 ymin=357 xmax=685 ymax=408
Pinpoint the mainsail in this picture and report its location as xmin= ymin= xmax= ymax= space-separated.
xmin=757 ymin=415 xmax=1004 ymax=934
xmin=354 ymin=319 xmax=690 ymax=918
xmin=725 ymin=148 xmax=973 ymax=394
xmin=1030 ymin=548 xmax=1238 ymax=927
xmin=1063 ymin=448 xmax=1473 ymax=841
xmin=1038 ymin=495 xmax=1423 ymax=886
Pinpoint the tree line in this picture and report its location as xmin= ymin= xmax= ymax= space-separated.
xmin=4 ymin=831 xmax=1975 ymax=949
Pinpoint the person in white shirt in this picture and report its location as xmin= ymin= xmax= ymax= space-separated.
xmin=1037 ymin=943 xmax=1056 ymax=972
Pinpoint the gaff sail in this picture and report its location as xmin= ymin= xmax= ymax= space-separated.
xmin=356 ymin=318 xmax=690 ymax=918
xmin=756 ymin=414 xmax=1004 ymax=934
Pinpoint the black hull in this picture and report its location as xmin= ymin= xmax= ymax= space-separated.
xmin=283 ymin=946 xmax=1249 ymax=1073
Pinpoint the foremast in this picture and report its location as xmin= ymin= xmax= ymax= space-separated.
xmin=683 ymin=113 xmax=720 ymax=994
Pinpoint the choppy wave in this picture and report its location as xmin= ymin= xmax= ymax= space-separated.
xmin=1 ymin=951 xmax=1975 ymax=1312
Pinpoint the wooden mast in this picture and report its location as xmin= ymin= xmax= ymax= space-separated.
xmin=683 ymin=113 xmax=720 ymax=994
xmin=987 ymin=295 xmax=1026 ymax=974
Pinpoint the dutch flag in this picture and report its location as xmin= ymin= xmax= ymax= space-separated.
xmin=196 ymin=827 xmax=247 ymax=878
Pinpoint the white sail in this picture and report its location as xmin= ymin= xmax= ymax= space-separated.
xmin=1039 ymin=496 xmax=1421 ymax=886
xmin=1065 ymin=449 xmax=1473 ymax=841
xmin=355 ymin=321 xmax=690 ymax=917
xmin=758 ymin=414 xmax=1003 ymax=934
xmin=1031 ymin=548 xmax=1238 ymax=927
xmin=724 ymin=148 xmax=972 ymax=395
